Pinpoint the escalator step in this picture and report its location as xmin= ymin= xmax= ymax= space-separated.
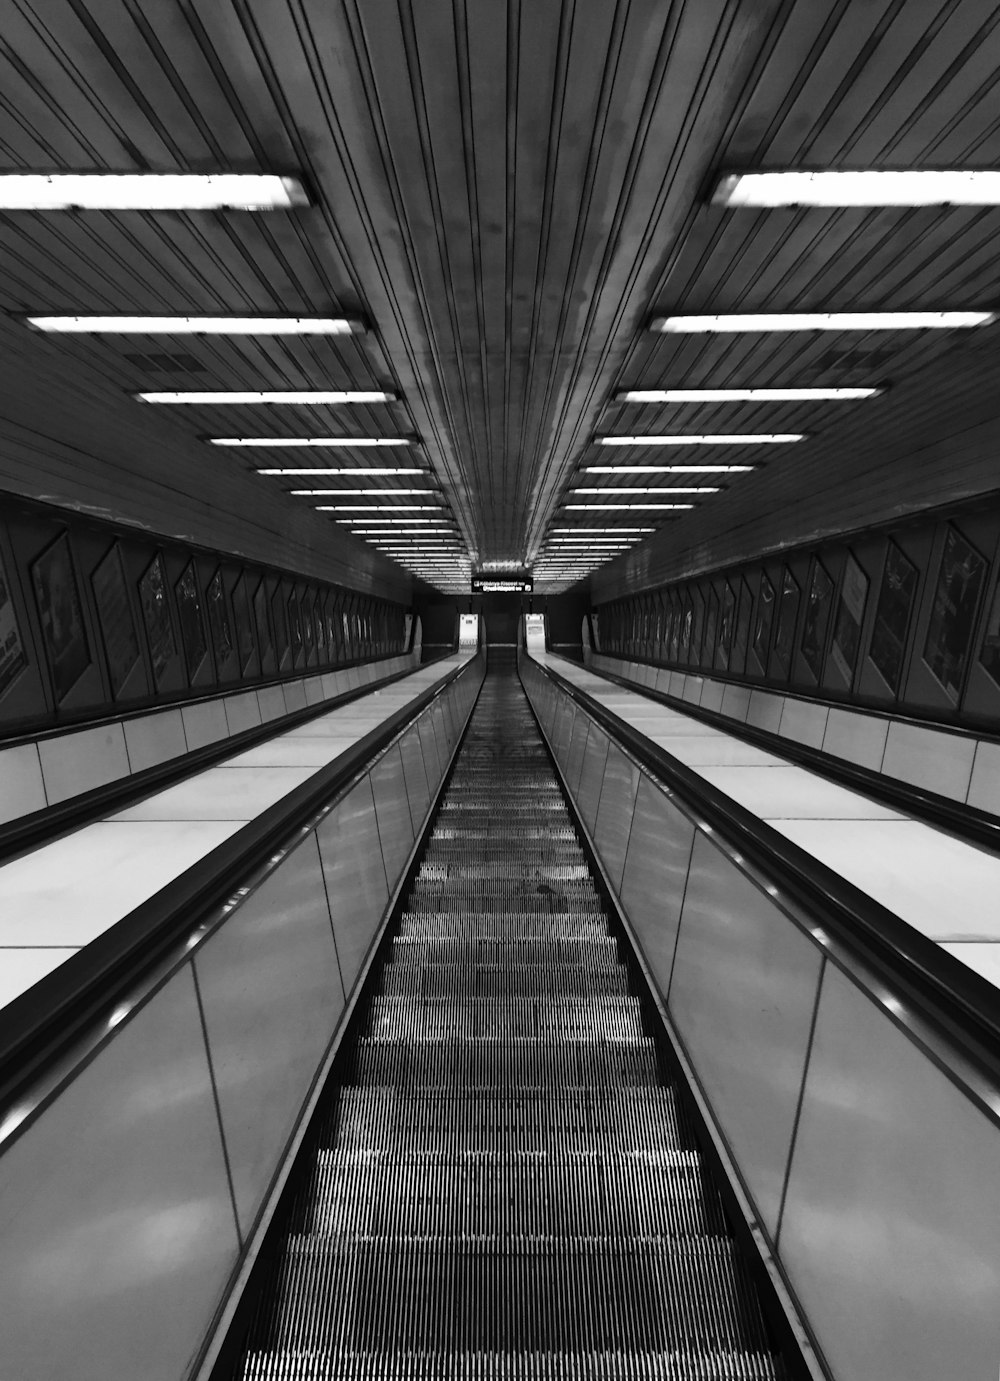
xmin=230 ymin=664 xmax=788 ymax=1381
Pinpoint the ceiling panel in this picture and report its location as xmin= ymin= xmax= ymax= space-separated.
xmin=0 ymin=0 xmax=998 ymax=596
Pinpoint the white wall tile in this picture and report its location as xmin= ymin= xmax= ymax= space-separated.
xmin=881 ymin=720 xmax=976 ymax=802
xmin=303 ymin=675 xmax=326 ymax=706
xmin=720 ymin=683 xmax=751 ymax=722
xmin=967 ymin=740 xmax=1000 ymax=816
xmin=256 ymin=685 xmax=286 ymax=723
xmin=681 ymin=675 xmax=705 ymax=705
xmin=700 ymin=678 xmax=725 ymax=713
xmin=746 ymin=689 xmax=784 ymax=734
xmin=281 ymin=679 xmax=308 ymax=714
xmin=180 ymin=698 xmax=229 ymax=752
xmin=0 ymin=743 xmax=47 ymax=825
xmin=223 ymin=690 xmax=262 ymax=737
xmin=821 ymin=706 xmax=889 ymax=772
xmin=38 ymin=724 xmax=131 ymax=805
xmin=777 ymin=697 xmax=829 ymax=750
xmin=122 ymin=709 xmax=187 ymax=774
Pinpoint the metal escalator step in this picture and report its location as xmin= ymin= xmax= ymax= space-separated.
xmin=229 ymin=666 xmax=788 ymax=1381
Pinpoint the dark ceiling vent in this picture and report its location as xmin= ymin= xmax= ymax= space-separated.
xmin=121 ymin=352 xmax=206 ymax=373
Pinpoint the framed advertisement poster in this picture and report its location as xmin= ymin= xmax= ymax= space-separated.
xmin=830 ymin=553 xmax=868 ymax=685
xmin=175 ymin=561 xmax=208 ymax=681
xmin=922 ymin=525 xmax=987 ymax=702
xmin=231 ymin=574 xmax=256 ymax=672
xmin=253 ymin=579 xmax=273 ymax=662
xmin=869 ymin=541 xmax=918 ymax=695
xmin=980 ymin=575 xmax=1000 ymax=689
xmin=138 ymin=553 xmax=176 ymax=684
xmin=716 ymin=581 xmax=735 ymax=670
xmin=270 ymin=586 xmax=289 ymax=661
xmin=30 ymin=532 xmax=91 ymax=703
xmin=751 ymin=573 xmax=775 ymax=671
xmin=206 ymin=568 xmax=237 ymax=675
xmin=801 ymin=561 xmax=835 ymax=680
xmin=733 ymin=580 xmax=752 ymax=674
xmin=92 ymin=542 xmax=140 ymax=697
xmin=772 ymin=568 xmax=800 ymax=677
xmin=0 ymin=545 xmax=28 ymax=701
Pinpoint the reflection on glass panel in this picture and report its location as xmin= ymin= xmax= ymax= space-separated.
xmin=668 ymin=596 xmax=681 ymax=662
xmin=138 ymin=553 xmax=175 ymax=686
xmin=923 ymin=525 xmax=987 ymax=702
xmin=869 ymin=541 xmax=918 ymax=695
xmin=271 ymin=585 xmax=290 ymax=662
xmin=830 ymin=553 xmax=868 ymax=686
xmin=703 ymin=589 xmax=719 ymax=670
xmin=733 ymin=579 xmax=752 ymax=675
xmin=771 ymin=567 xmax=800 ymax=678
xmin=751 ymin=573 xmax=775 ymax=672
xmin=716 ymin=581 xmax=736 ymax=671
xmin=678 ymin=594 xmax=693 ymax=662
xmin=800 ymin=561 xmax=835 ymax=681
xmin=253 ymin=579 xmax=273 ymax=662
xmin=231 ymin=574 xmax=256 ymax=672
xmin=980 ymin=578 xmax=1000 ymax=690
xmin=92 ymin=542 xmax=140 ymax=698
xmin=313 ymin=596 xmax=327 ymax=661
xmin=31 ymin=532 xmax=91 ymax=704
xmin=0 ymin=545 xmax=28 ymax=701
xmin=174 ymin=560 xmax=208 ymax=682
xmin=206 ymin=568 xmax=237 ymax=675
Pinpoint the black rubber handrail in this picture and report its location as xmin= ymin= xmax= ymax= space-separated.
xmin=590 ymin=661 xmax=1000 ymax=856
xmin=0 ymin=651 xmax=452 ymax=870
xmin=531 ymin=656 xmax=1000 ymax=1091
xmin=0 ymin=652 xmax=482 ymax=1115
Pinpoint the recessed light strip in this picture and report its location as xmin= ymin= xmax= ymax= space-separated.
xmin=713 ymin=169 xmax=1000 ymax=208
xmin=597 ymin=434 xmax=802 ymax=445
xmin=574 ymin=486 xmax=718 ymax=494
xmin=212 ymin=437 xmax=409 ymax=447
xmin=565 ymin=503 xmax=694 ymax=511
xmin=291 ymin=489 xmax=431 ymax=496
xmin=139 ymin=390 xmax=395 ymax=404
xmin=584 ymin=465 xmax=754 ymax=473
xmin=258 ymin=468 xmax=423 ymax=475
xmin=0 ymin=172 xmax=311 ymax=210
xmin=28 ymin=316 xmax=366 ymax=335
xmin=617 ymin=387 xmax=880 ymax=402
xmin=651 ymin=312 xmax=994 ymax=333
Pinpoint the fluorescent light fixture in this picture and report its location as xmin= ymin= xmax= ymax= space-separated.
xmin=138 ymin=390 xmax=395 ymax=404
xmin=257 ymin=468 xmax=423 ymax=475
xmin=651 ymin=312 xmax=995 ymax=333
xmin=713 ymin=169 xmax=1000 ymax=208
xmin=597 ymin=434 xmax=802 ymax=445
xmin=565 ymin=503 xmax=695 ymax=510
xmin=584 ymin=464 xmax=754 ymax=473
xmin=574 ymin=486 xmax=718 ymax=494
xmin=27 ymin=316 xmax=366 ymax=334
xmin=316 ymin=504 xmax=436 ymax=511
xmin=554 ymin=527 xmax=653 ymax=533
xmin=617 ymin=387 xmax=880 ymax=402
xmin=0 ymin=172 xmax=310 ymax=210
xmin=290 ymin=489 xmax=430 ymax=496
xmin=210 ymin=437 xmax=409 ymax=447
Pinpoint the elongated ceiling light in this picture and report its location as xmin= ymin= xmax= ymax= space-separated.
xmin=27 ymin=315 xmax=365 ymax=334
xmin=257 ymin=467 xmax=423 ymax=475
xmin=713 ymin=169 xmax=1000 ymax=208
xmin=138 ymin=390 xmax=395 ymax=404
xmin=554 ymin=527 xmax=653 ymax=533
xmin=617 ymin=387 xmax=880 ymax=402
xmin=290 ymin=489 xmax=431 ymax=496
xmin=574 ymin=486 xmax=718 ymax=494
xmin=318 ymin=504 xmax=436 ymax=511
xmin=585 ymin=464 xmax=754 ymax=473
xmin=651 ymin=312 xmax=994 ymax=333
xmin=0 ymin=172 xmax=310 ymax=210
xmin=211 ymin=436 xmax=408 ymax=448
xmin=565 ymin=503 xmax=695 ymax=511
xmin=597 ymin=434 xmax=802 ymax=445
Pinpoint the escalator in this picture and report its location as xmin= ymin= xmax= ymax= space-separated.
xmin=226 ymin=658 xmax=792 ymax=1380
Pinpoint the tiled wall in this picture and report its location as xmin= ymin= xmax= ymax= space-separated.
xmin=586 ymin=651 xmax=1000 ymax=817
xmin=0 ymin=652 xmax=420 ymax=828
xmin=521 ymin=654 xmax=1000 ymax=1381
xmin=0 ymin=654 xmax=484 ymax=1381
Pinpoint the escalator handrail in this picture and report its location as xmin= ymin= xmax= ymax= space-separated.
xmin=528 ymin=653 xmax=1000 ymax=1093
xmin=0 ymin=652 xmax=483 ymax=1115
